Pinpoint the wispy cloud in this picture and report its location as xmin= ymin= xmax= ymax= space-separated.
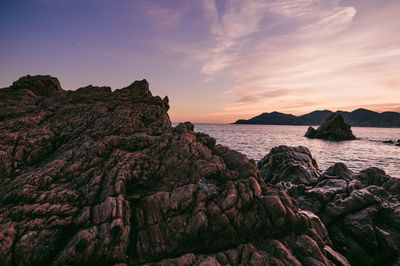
xmin=196 ymin=0 xmax=357 ymax=76
xmin=298 ymin=6 xmax=356 ymax=37
xmin=143 ymin=0 xmax=400 ymax=122
xmin=195 ymin=0 xmax=400 ymax=121
xmin=144 ymin=3 xmax=187 ymax=29
xmin=234 ymin=89 xmax=299 ymax=106
xmin=198 ymin=0 xmax=272 ymax=75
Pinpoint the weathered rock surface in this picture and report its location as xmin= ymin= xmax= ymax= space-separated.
xmin=259 ymin=145 xmax=400 ymax=265
xmin=0 ymin=76 xmax=345 ymax=265
xmin=305 ymin=113 xmax=356 ymax=140
xmin=258 ymin=145 xmax=321 ymax=186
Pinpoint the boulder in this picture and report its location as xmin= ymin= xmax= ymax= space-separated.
xmin=305 ymin=113 xmax=356 ymax=140
xmin=259 ymin=146 xmax=400 ymax=265
xmin=0 ymin=76 xmax=345 ymax=265
xmin=258 ymin=145 xmax=321 ymax=186
xmin=11 ymin=75 xmax=65 ymax=97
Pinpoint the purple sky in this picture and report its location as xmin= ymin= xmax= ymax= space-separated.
xmin=1 ymin=0 xmax=400 ymax=123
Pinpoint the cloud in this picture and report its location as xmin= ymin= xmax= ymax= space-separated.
xmin=197 ymin=0 xmax=357 ymax=75
xmin=142 ymin=1 xmax=189 ymax=29
xmin=298 ymin=6 xmax=356 ymax=38
xmin=201 ymin=0 xmax=219 ymax=33
xmin=198 ymin=0 xmax=273 ymax=75
xmin=149 ymin=0 xmax=400 ymax=122
xmin=233 ymin=88 xmax=301 ymax=105
xmin=195 ymin=0 xmax=400 ymax=120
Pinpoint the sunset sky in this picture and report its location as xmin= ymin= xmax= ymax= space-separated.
xmin=1 ymin=0 xmax=400 ymax=123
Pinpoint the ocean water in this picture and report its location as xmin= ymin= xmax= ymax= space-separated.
xmin=191 ymin=124 xmax=400 ymax=178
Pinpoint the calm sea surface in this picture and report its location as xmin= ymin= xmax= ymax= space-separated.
xmin=189 ymin=124 xmax=400 ymax=178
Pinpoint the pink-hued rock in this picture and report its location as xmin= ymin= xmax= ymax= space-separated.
xmin=0 ymin=76 xmax=345 ymax=265
xmin=259 ymin=145 xmax=400 ymax=265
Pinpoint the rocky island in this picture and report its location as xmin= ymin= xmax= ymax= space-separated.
xmin=305 ymin=113 xmax=356 ymax=140
xmin=0 ymin=75 xmax=398 ymax=265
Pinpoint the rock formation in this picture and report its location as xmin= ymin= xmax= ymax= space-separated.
xmin=259 ymin=146 xmax=400 ymax=265
xmin=305 ymin=113 xmax=356 ymax=140
xmin=0 ymin=75 xmax=347 ymax=265
xmin=383 ymin=139 xmax=400 ymax=146
xmin=10 ymin=75 xmax=65 ymax=97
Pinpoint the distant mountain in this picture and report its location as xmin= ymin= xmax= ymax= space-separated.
xmin=235 ymin=111 xmax=311 ymax=125
xmin=299 ymin=110 xmax=332 ymax=125
xmin=234 ymin=108 xmax=400 ymax=127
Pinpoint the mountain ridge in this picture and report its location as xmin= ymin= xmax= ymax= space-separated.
xmin=234 ymin=108 xmax=400 ymax=127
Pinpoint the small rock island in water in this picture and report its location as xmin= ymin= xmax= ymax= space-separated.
xmin=305 ymin=113 xmax=356 ymax=140
xmin=0 ymin=75 xmax=399 ymax=265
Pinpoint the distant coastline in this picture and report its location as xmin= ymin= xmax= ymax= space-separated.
xmin=234 ymin=108 xmax=400 ymax=127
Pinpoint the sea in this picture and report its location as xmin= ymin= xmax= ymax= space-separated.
xmin=189 ymin=124 xmax=400 ymax=178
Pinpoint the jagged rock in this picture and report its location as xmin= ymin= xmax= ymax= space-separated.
xmin=305 ymin=113 xmax=356 ymax=140
xmin=162 ymin=96 xmax=170 ymax=111
xmin=259 ymin=146 xmax=400 ymax=265
xmin=11 ymin=75 xmax=65 ymax=97
xmin=258 ymin=145 xmax=321 ymax=186
xmin=0 ymin=76 xmax=345 ymax=265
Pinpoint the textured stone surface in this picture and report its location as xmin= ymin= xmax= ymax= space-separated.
xmin=305 ymin=113 xmax=356 ymax=140
xmin=259 ymin=145 xmax=400 ymax=265
xmin=10 ymin=75 xmax=64 ymax=97
xmin=0 ymin=76 xmax=345 ymax=265
xmin=258 ymin=145 xmax=321 ymax=186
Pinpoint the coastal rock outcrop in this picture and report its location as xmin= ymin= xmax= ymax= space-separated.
xmin=0 ymin=75 xmax=346 ymax=265
xmin=259 ymin=145 xmax=400 ymax=265
xmin=305 ymin=113 xmax=356 ymax=140
xmin=383 ymin=139 xmax=400 ymax=146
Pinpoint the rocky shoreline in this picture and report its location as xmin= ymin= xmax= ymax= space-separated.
xmin=259 ymin=146 xmax=400 ymax=265
xmin=0 ymin=76 xmax=399 ymax=265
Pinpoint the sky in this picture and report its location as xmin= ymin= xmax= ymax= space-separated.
xmin=1 ymin=0 xmax=400 ymax=123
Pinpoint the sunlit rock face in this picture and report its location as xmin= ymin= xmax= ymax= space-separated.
xmin=259 ymin=145 xmax=400 ymax=266
xmin=305 ymin=113 xmax=356 ymax=140
xmin=0 ymin=76 xmax=346 ymax=265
